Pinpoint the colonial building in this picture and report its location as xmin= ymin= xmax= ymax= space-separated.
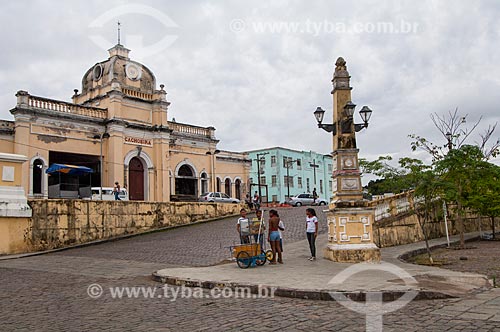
xmin=247 ymin=147 xmax=333 ymax=203
xmin=0 ymin=43 xmax=250 ymax=201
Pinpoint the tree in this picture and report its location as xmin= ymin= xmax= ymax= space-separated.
xmin=435 ymin=145 xmax=487 ymax=248
xmin=409 ymin=109 xmax=499 ymax=161
xmin=410 ymin=110 xmax=499 ymax=249
xmin=360 ymin=156 xmax=414 ymax=195
xmin=466 ymin=163 xmax=500 ymax=239
xmin=362 ymin=156 xmax=439 ymax=263
xmin=397 ymin=158 xmax=443 ymax=263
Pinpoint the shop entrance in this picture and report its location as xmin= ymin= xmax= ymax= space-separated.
xmin=175 ymin=164 xmax=197 ymax=199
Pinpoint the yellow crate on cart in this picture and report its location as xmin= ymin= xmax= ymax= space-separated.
xmin=232 ymin=243 xmax=261 ymax=258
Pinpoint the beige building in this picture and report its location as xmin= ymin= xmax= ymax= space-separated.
xmin=0 ymin=43 xmax=250 ymax=201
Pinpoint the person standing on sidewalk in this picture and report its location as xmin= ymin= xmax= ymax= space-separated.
xmin=252 ymin=191 xmax=260 ymax=211
xmin=251 ymin=209 xmax=265 ymax=249
xmin=237 ymin=208 xmax=250 ymax=244
xmin=278 ymin=218 xmax=285 ymax=253
xmin=306 ymin=208 xmax=318 ymax=261
xmin=268 ymin=209 xmax=283 ymax=264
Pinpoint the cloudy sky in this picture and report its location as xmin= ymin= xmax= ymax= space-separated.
xmin=1 ymin=0 xmax=499 ymax=166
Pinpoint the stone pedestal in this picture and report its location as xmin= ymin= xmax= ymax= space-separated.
xmin=324 ymin=201 xmax=380 ymax=263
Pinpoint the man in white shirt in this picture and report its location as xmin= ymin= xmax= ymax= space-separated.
xmin=237 ymin=208 xmax=250 ymax=244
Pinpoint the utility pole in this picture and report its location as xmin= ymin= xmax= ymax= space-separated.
xmin=284 ymin=159 xmax=298 ymax=199
xmin=254 ymin=152 xmax=269 ymax=205
xmin=93 ymin=133 xmax=110 ymax=200
xmin=309 ymin=159 xmax=319 ymax=189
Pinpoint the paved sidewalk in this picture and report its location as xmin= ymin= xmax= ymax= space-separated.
xmin=153 ymin=232 xmax=491 ymax=299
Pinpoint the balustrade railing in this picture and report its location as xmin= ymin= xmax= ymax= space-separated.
xmin=372 ymin=191 xmax=413 ymax=221
xmin=169 ymin=122 xmax=212 ymax=138
xmin=122 ymin=88 xmax=154 ymax=101
xmin=27 ymin=95 xmax=107 ymax=119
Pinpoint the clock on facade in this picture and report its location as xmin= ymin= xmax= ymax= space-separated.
xmin=125 ymin=63 xmax=142 ymax=81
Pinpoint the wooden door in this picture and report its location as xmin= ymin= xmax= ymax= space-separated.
xmin=129 ymin=157 xmax=144 ymax=200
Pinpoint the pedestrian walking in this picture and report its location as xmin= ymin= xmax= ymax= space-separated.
xmin=312 ymin=188 xmax=318 ymax=205
xmin=306 ymin=208 xmax=318 ymax=261
xmin=113 ymin=181 xmax=122 ymax=200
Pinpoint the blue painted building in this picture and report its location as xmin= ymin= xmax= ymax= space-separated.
xmin=247 ymin=147 xmax=333 ymax=203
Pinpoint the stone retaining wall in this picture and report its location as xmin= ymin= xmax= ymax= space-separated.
xmin=374 ymin=211 xmax=499 ymax=248
xmin=19 ymin=199 xmax=244 ymax=253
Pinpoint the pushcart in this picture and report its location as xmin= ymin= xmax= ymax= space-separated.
xmin=231 ymin=210 xmax=273 ymax=269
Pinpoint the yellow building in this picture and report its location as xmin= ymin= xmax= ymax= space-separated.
xmin=0 ymin=43 xmax=250 ymax=201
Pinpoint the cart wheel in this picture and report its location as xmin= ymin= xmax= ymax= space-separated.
xmin=236 ymin=251 xmax=251 ymax=269
xmin=265 ymin=250 xmax=274 ymax=262
xmin=255 ymin=251 xmax=266 ymax=266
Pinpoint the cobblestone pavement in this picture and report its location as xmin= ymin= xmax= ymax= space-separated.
xmin=52 ymin=206 xmax=328 ymax=266
xmin=1 ymin=207 xmax=500 ymax=331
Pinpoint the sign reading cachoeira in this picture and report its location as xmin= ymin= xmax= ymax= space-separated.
xmin=124 ymin=136 xmax=152 ymax=146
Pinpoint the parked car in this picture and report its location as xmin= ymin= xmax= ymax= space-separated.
xmin=199 ymin=192 xmax=240 ymax=203
xmin=91 ymin=187 xmax=129 ymax=201
xmin=285 ymin=193 xmax=328 ymax=206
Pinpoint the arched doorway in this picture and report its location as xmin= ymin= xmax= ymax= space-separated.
xmin=200 ymin=172 xmax=208 ymax=194
xmin=32 ymin=159 xmax=44 ymax=195
xmin=175 ymin=164 xmax=197 ymax=198
xmin=235 ymin=179 xmax=241 ymax=199
xmin=129 ymin=157 xmax=145 ymax=200
xmin=225 ymin=178 xmax=231 ymax=196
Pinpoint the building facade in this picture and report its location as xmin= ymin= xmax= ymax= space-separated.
xmin=0 ymin=43 xmax=250 ymax=201
xmin=247 ymin=147 xmax=333 ymax=203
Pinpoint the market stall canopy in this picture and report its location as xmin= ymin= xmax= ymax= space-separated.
xmin=46 ymin=163 xmax=94 ymax=176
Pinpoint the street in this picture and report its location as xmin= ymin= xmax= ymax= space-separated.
xmin=1 ymin=207 xmax=499 ymax=331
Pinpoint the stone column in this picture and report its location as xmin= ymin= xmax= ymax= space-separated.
xmin=324 ymin=58 xmax=380 ymax=263
xmin=0 ymin=152 xmax=32 ymax=254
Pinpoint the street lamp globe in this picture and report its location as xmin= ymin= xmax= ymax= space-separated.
xmin=359 ymin=106 xmax=373 ymax=124
xmin=343 ymin=101 xmax=356 ymax=118
xmin=314 ymin=106 xmax=325 ymax=124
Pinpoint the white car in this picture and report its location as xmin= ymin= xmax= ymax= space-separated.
xmin=198 ymin=192 xmax=240 ymax=203
xmin=91 ymin=187 xmax=129 ymax=201
xmin=285 ymin=193 xmax=328 ymax=206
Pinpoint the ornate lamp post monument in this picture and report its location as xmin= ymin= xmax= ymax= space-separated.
xmin=314 ymin=57 xmax=380 ymax=262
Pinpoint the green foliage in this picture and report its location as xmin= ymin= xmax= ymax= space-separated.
xmin=434 ymin=145 xmax=488 ymax=214
xmin=466 ymin=162 xmax=500 ymax=220
xmin=361 ymin=156 xmax=429 ymax=195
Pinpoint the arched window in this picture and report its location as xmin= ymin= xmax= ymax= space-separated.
xmin=178 ymin=165 xmax=194 ymax=177
xmin=33 ymin=159 xmax=44 ymax=195
xmin=235 ymin=179 xmax=241 ymax=200
xmin=200 ymin=172 xmax=208 ymax=194
xmin=216 ymin=177 xmax=222 ymax=192
xmin=225 ymin=178 xmax=231 ymax=196
xmin=175 ymin=164 xmax=197 ymax=196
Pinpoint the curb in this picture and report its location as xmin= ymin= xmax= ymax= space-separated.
xmin=0 ymin=212 xmax=242 ymax=261
xmin=151 ymin=272 xmax=455 ymax=302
